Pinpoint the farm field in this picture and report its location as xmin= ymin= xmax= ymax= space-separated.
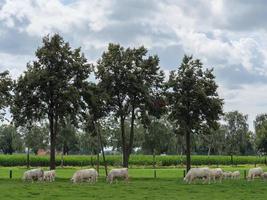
xmin=0 ymin=166 xmax=267 ymax=200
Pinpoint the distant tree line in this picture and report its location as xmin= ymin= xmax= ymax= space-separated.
xmin=0 ymin=34 xmax=266 ymax=171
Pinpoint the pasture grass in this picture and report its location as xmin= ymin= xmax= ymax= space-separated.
xmin=0 ymin=166 xmax=266 ymax=200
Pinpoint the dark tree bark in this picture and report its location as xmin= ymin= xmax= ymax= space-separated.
xmin=186 ymin=129 xmax=191 ymax=172
xmin=96 ymin=124 xmax=108 ymax=177
xmin=120 ymin=116 xmax=128 ymax=167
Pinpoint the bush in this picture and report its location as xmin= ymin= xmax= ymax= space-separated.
xmin=0 ymin=154 xmax=265 ymax=167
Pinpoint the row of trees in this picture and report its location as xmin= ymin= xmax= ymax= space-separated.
xmin=0 ymin=110 xmax=260 ymax=157
xmin=0 ymin=34 xmax=262 ymax=171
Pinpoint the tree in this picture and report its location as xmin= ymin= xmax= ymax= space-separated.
xmin=0 ymin=70 xmax=13 ymax=120
xmin=57 ymin=118 xmax=79 ymax=155
xmin=142 ymin=117 xmax=173 ymax=154
xmin=12 ymin=34 xmax=91 ymax=169
xmin=96 ymin=43 xmax=164 ymax=167
xmin=24 ymin=124 xmax=49 ymax=154
xmin=167 ymin=55 xmax=223 ymax=171
xmin=255 ymin=114 xmax=267 ymax=154
xmin=224 ymin=111 xmax=250 ymax=155
xmin=82 ymin=83 xmax=110 ymax=176
xmin=0 ymin=125 xmax=23 ymax=154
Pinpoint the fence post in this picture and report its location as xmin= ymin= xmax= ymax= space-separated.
xmin=153 ymin=150 xmax=156 ymax=178
xmin=9 ymin=170 xmax=12 ymax=179
xmin=244 ymin=170 xmax=246 ymax=180
xmin=27 ymin=148 xmax=30 ymax=169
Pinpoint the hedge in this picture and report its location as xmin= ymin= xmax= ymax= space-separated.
xmin=0 ymin=154 xmax=266 ymax=167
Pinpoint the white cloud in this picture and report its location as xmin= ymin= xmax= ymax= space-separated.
xmin=0 ymin=0 xmax=267 ymax=131
xmin=0 ymin=0 xmax=112 ymax=35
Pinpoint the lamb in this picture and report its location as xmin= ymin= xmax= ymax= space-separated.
xmin=209 ymin=168 xmax=223 ymax=183
xmin=222 ymin=171 xmax=232 ymax=180
xmin=261 ymin=172 xmax=267 ymax=181
xmin=71 ymin=169 xmax=98 ymax=184
xmin=22 ymin=168 xmax=44 ymax=182
xmin=231 ymin=171 xmax=240 ymax=179
xmin=184 ymin=167 xmax=210 ymax=184
xmin=107 ymin=168 xmax=129 ymax=184
xmin=43 ymin=170 xmax=56 ymax=182
xmin=247 ymin=167 xmax=263 ymax=181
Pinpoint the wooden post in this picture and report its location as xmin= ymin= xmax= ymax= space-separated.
xmin=91 ymin=155 xmax=93 ymax=167
xmin=27 ymin=148 xmax=30 ymax=169
xmin=61 ymin=145 xmax=64 ymax=168
xmin=9 ymin=170 xmax=12 ymax=179
xmin=244 ymin=170 xmax=246 ymax=180
xmin=97 ymin=153 xmax=100 ymax=174
xmin=153 ymin=150 xmax=156 ymax=178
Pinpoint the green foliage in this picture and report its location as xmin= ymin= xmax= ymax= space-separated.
xmin=224 ymin=111 xmax=253 ymax=155
xmin=0 ymin=125 xmax=23 ymax=154
xmin=167 ymin=55 xmax=223 ymax=170
xmin=96 ymin=43 xmax=164 ymax=167
xmin=0 ymin=70 xmax=13 ymax=120
xmin=255 ymin=113 xmax=267 ymax=154
xmin=0 ymin=154 xmax=266 ymax=167
xmin=12 ymin=34 xmax=91 ymax=169
xmin=23 ymin=124 xmax=49 ymax=154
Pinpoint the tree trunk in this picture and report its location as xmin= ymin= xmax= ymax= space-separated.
xmin=208 ymin=146 xmax=211 ymax=157
xmin=49 ymin=113 xmax=57 ymax=170
xmin=185 ymin=129 xmax=191 ymax=172
xmin=96 ymin=122 xmax=108 ymax=177
xmin=120 ymin=116 xmax=128 ymax=167
xmin=126 ymin=105 xmax=135 ymax=168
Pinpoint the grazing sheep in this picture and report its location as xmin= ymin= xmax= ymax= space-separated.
xmin=43 ymin=170 xmax=56 ymax=182
xmin=231 ymin=171 xmax=240 ymax=179
xmin=247 ymin=167 xmax=263 ymax=181
xmin=107 ymin=168 xmax=129 ymax=184
xmin=209 ymin=168 xmax=223 ymax=183
xmin=71 ymin=169 xmax=98 ymax=184
xmin=222 ymin=171 xmax=232 ymax=180
xmin=22 ymin=168 xmax=44 ymax=182
xmin=184 ymin=167 xmax=210 ymax=184
xmin=261 ymin=172 xmax=267 ymax=181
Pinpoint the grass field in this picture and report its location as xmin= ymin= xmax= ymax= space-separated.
xmin=0 ymin=166 xmax=267 ymax=200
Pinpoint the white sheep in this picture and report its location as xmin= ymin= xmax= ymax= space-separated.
xmin=222 ymin=171 xmax=232 ymax=180
xmin=22 ymin=168 xmax=44 ymax=182
xmin=43 ymin=170 xmax=56 ymax=182
xmin=231 ymin=171 xmax=240 ymax=179
xmin=184 ymin=167 xmax=210 ymax=184
xmin=107 ymin=168 xmax=129 ymax=184
xmin=209 ymin=168 xmax=223 ymax=183
xmin=247 ymin=167 xmax=263 ymax=181
xmin=71 ymin=169 xmax=98 ymax=184
xmin=261 ymin=172 xmax=267 ymax=181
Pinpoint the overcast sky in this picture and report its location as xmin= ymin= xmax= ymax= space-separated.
xmin=0 ymin=0 xmax=267 ymax=130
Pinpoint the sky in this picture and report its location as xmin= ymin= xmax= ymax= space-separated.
xmin=0 ymin=0 xmax=267 ymax=131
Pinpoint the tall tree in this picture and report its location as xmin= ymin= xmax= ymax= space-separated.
xmin=0 ymin=124 xmax=23 ymax=154
xmin=254 ymin=114 xmax=267 ymax=154
xmin=0 ymin=70 xmax=13 ymax=120
xmin=224 ymin=111 xmax=250 ymax=155
xmin=167 ymin=55 xmax=223 ymax=171
xmin=12 ymin=34 xmax=91 ymax=169
xmin=57 ymin=117 xmax=79 ymax=155
xmin=24 ymin=124 xmax=49 ymax=154
xmin=96 ymin=43 xmax=164 ymax=167
xmin=82 ymin=83 xmax=110 ymax=176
